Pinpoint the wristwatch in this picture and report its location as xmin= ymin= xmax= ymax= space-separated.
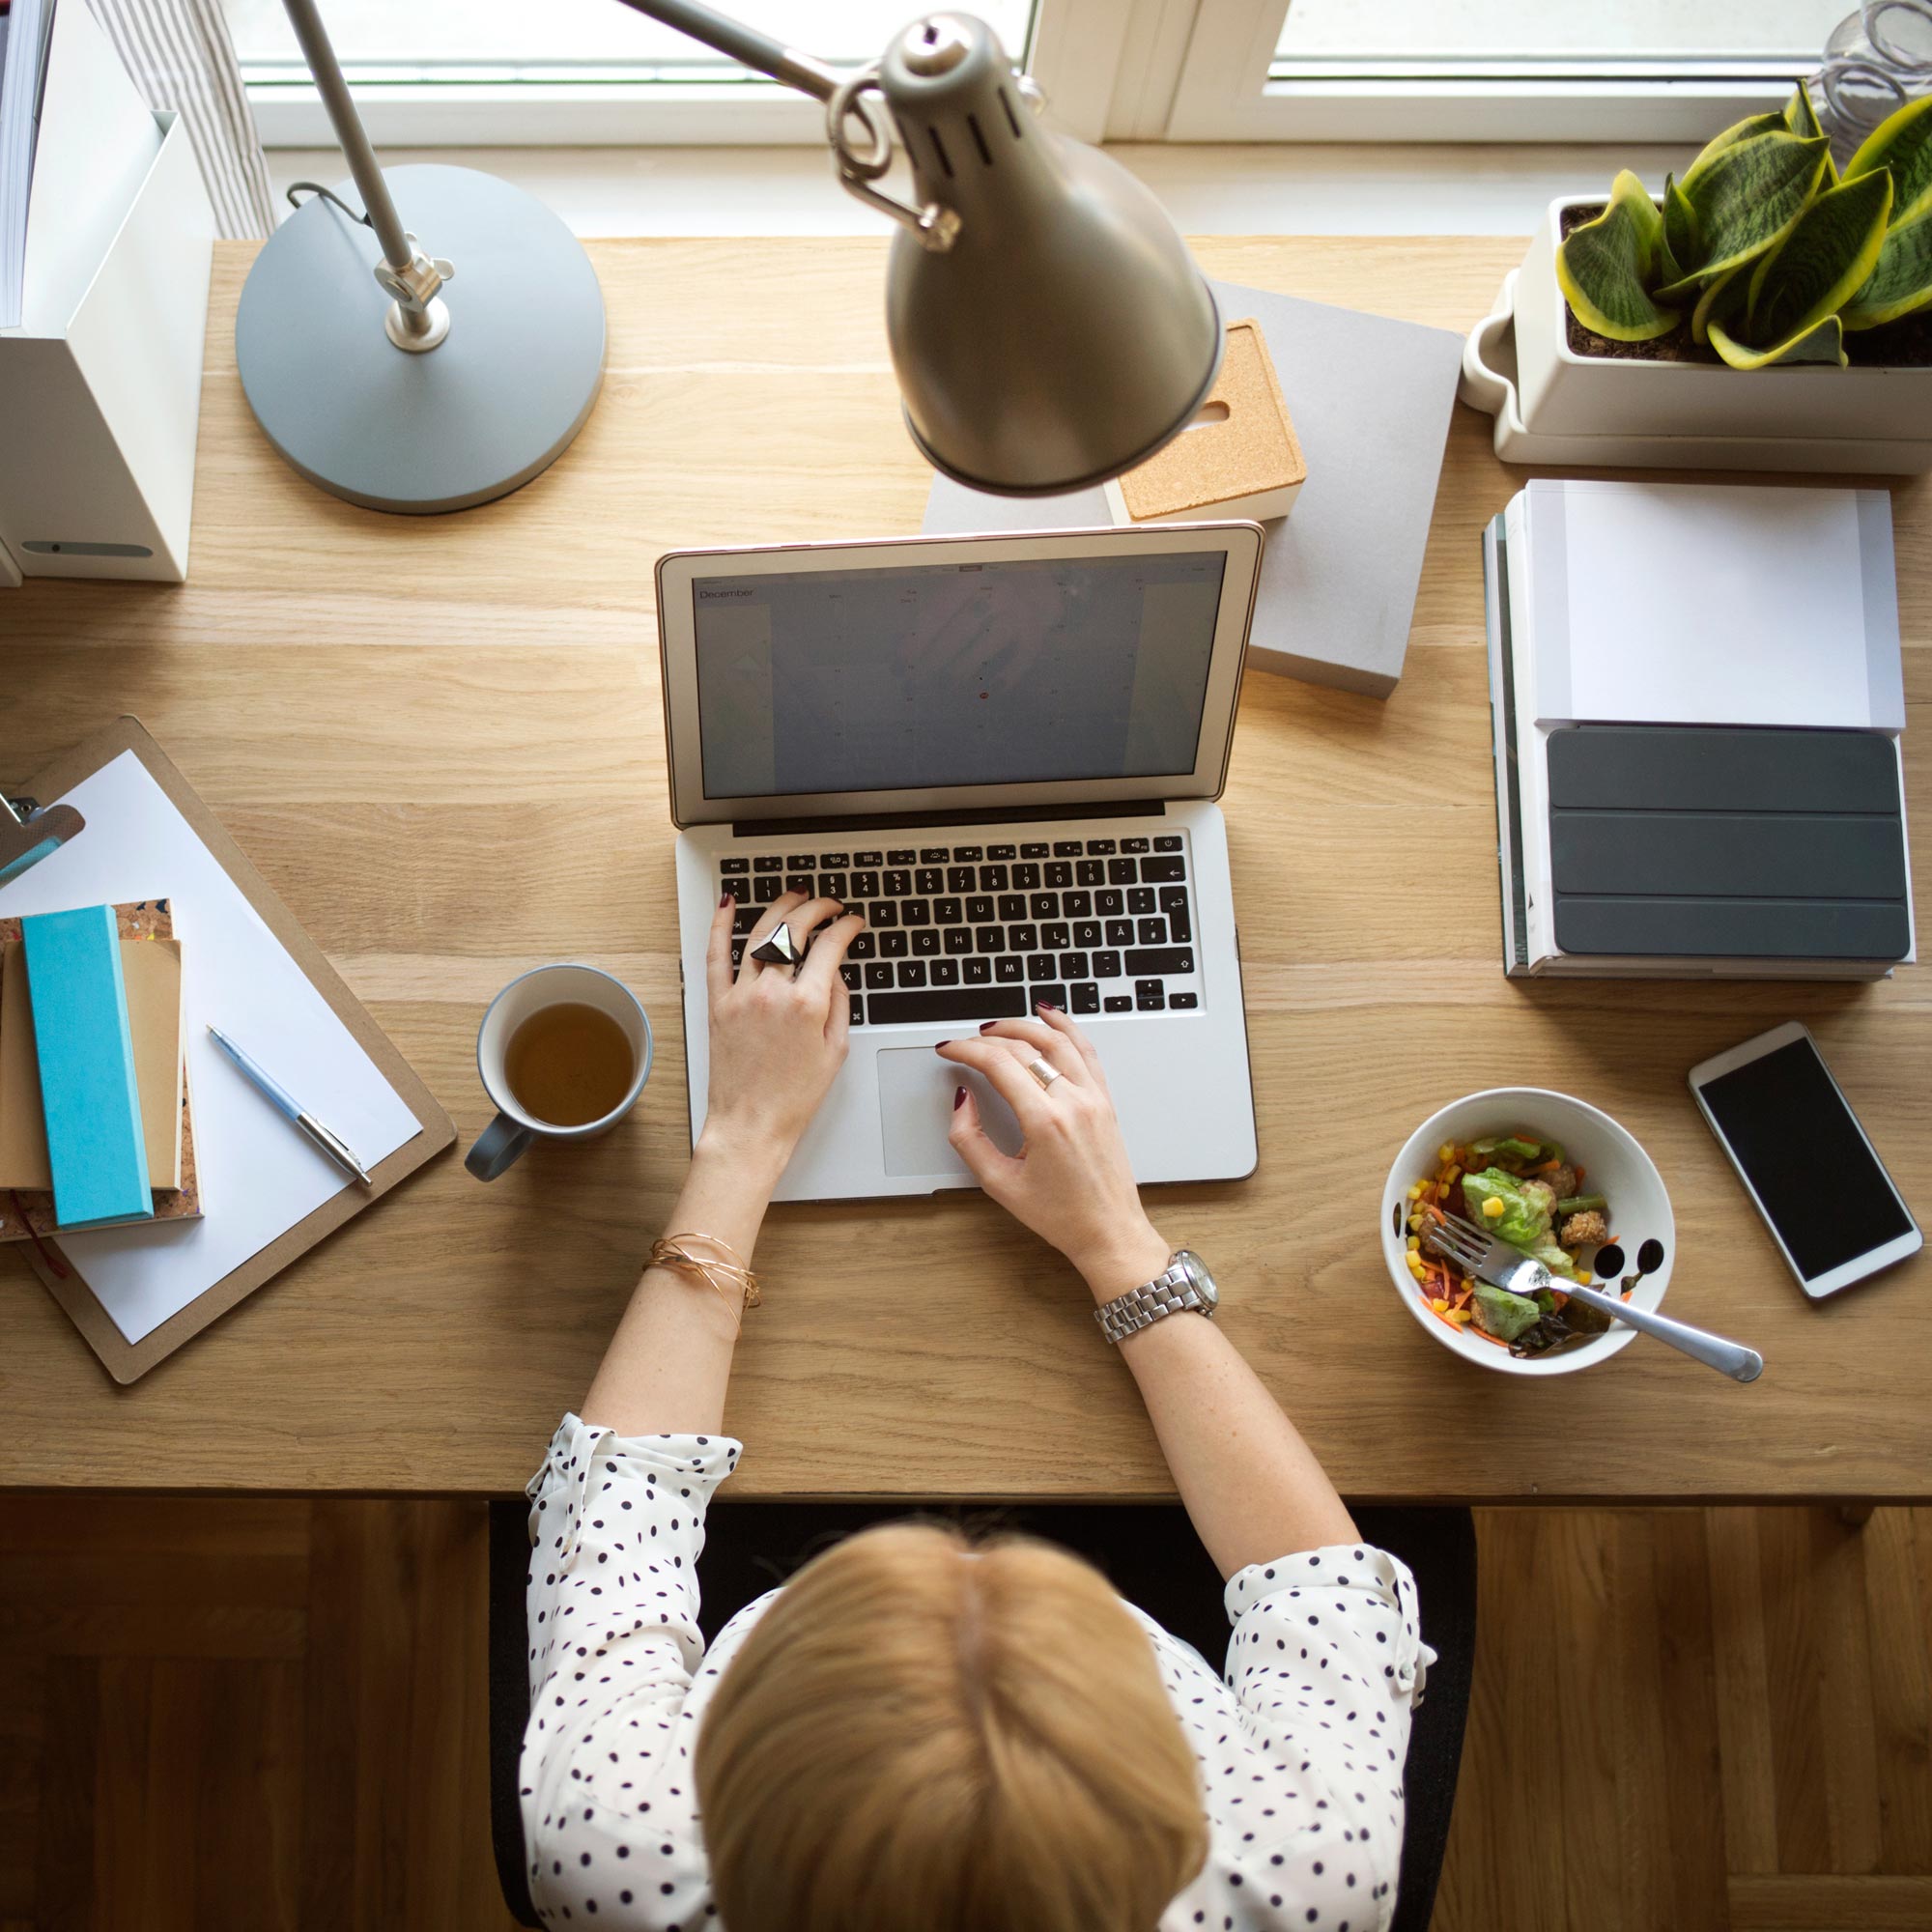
xmin=1094 ymin=1249 xmax=1219 ymax=1345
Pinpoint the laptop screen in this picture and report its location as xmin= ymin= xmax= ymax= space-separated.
xmin=692 ymin=551 xmax=1227 ymax=801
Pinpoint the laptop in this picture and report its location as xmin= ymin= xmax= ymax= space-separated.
xmin=659 ymin=524 xmax=1264 ymax=1203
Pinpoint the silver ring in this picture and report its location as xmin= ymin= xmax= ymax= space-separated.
xmin=1026 ymin=1056 xmax=1063 ymax=1093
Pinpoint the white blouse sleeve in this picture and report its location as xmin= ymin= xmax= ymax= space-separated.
xmin=519 ymin=1412 xmax=740 ymax=1930
xmin=1190 ymin=1543 xmax=1435 ymax=1931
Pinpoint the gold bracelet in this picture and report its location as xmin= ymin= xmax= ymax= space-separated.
xmin=648 ymin=1231 xmax=763 ymax=1333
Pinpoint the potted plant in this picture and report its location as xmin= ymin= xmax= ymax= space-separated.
xmin=1461 ymin=84 xmax=1932 ymax=470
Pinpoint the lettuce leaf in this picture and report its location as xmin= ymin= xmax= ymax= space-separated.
xmin=1461 ymin=1167 xmax=1554 ymax=1249
xmin=1529 ymin=1237 xmax=1586 ymax=1283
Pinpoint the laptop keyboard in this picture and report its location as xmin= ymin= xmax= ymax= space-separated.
xmin=717 ymin=833 xmax=1201 ymax=1029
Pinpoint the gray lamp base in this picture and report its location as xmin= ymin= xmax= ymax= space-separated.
xmin=235 ymin=164 xmax=606 ymax=514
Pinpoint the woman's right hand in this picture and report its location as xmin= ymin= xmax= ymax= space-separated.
xmin=937 ymin=1008 xmax=1173 ymax=1302
xmin=700 ymin=888 xmax=864 ymax=1179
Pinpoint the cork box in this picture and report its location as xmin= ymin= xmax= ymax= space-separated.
xmin=1104 ymin=318 xmax=1306 ymax=526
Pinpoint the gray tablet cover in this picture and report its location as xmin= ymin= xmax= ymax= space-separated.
xmin=1548 ymin=725 xmax=1911 ymax=961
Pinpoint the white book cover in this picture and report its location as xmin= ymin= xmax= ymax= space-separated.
xmin=1520 ymin=478 xmax=1905 ymax=734
xmin=1502 ymin=491 xmax=1559 ymax=968
xmin=1481 ymin=514 xmax=1527 ymax=976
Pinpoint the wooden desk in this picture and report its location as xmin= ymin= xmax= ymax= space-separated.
xmin=3 ymin=237 xmax=1927 ymax=1500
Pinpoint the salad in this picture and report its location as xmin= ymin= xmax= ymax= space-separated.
xmin=1400 ymin=1130 xmax=1624 ymax=1359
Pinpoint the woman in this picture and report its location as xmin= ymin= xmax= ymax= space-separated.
xmin=523 ymin=889 xmax=1433 ymax=1931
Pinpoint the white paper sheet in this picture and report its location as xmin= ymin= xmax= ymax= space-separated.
xmin=1528 ymin=479 xmax=1906 ymax=732
xmin=0 ymin=752 xmax=421 ymax=1344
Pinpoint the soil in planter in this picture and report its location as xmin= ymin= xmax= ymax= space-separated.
xmin=1557 ymin=202 xmax=1932 ymax=367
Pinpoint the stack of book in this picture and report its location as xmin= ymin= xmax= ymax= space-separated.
xmin=0 ymin=899 xmax=202 ymax=1240
xmin=1483 ymin=479 xmax=1915 ymax=980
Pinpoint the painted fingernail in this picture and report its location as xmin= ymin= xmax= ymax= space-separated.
xmin=933 ymin=1039 xmax=952 ymax=1053
xmin=720 ymin=891 xmax=733 ymax=908
xmin=1036 ymin=999 xmax=1060 ymax=1013
xmin=953 ymin=1086 xmax=967 ymax=1110
xmin=979 ymin=1020 xmax=999 ymax=1033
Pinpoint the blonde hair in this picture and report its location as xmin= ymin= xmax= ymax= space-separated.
xmin=694 ymin=1521 xmax=1208 ymax=1932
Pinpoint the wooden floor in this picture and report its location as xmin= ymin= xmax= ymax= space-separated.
xmin=2 ymin=1500 xmax=1927 ymax=1932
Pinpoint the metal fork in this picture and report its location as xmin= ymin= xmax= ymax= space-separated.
xmin=1423 ymin=1214 xmax=1764 ymax=1383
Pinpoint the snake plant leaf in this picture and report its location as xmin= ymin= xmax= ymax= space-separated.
xmin=1747 ymin=167 xmax=1891 ymax=346
xmin=1847 ymin=92 xmax=1932 ymax=225
xmin=1709 ymin=312 xmax=1847 ymax=369
xmin=1690 ymin=265 xmax=1747 ymax=347
xmin=1662 ymin=172 xmax=1701 ymax=279
xmin=1664 ymin=133 xmax=1830 ymax=293
xmin=1680 ymin=111 xmax=1790 ymax=198
xmin=1842 ymin=203 xmax=1932 ymax=328
xmin=1610 ymin=168 xmax=1665 ymax=272
xmin=1785 ymin=79 xmax=1824 ymax=140
xmin=1556 ymin=184 xmax=1680 ymax=342
xmin=1783 ymin=77 xmax=1837 ymax=182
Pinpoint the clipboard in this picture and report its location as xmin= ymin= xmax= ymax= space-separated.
xmin=4 ymin=717 xmax=454 ymax=1382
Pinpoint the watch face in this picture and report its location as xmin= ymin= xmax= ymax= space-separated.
xmin=1173 ymin=1249 xmax=1218 ymax=1309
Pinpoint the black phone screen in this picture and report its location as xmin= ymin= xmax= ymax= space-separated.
xmin=1699 ymin=1037 xmax=1912 ymax=1281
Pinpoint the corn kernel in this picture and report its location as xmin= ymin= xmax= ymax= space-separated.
xmin=1449 ymin=1308 xmax=1473 ymax=1324
xmin=1407 ymin=1182 xmax=1425 ymax=1201
xmin=1430 ymin=1297 xmax=1448 ymax=1314
xmin=1407 ymin=1213 xmax=1422 ymax=1232
xmin=1437 ymin=1143 xmax=1454 ymax=1162
xmin=1482 ymin=1196 xmax=1505 ymax=1219
xmin=1444 ymin=1165 xmax=1461 ymax=1184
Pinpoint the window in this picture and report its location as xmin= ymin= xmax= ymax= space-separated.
xmin=1168 ymin=0 xmax=1852 ymax=141
xmin=227 ymin=0 xmax=1859 ymax=149
xmin=225 ymin=0 xmax=1048 ymax=146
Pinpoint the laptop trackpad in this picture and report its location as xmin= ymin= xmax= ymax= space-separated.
xmin=876 ymin=1048 xmax=1025 ymax=1179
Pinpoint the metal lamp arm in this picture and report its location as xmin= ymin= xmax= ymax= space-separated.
xmin=611 ymin=0 xmax=960 ymax=248
xmin=279 ymin=0 xmax=457 ymax=348
xmin=611 ymin=0 xmax=848 ymax=100
xmin=280 ymin=0 xmax=413 ymax=270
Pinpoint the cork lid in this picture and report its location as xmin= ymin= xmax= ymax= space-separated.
xmin=1117 ymin=319 xmax=1305 ymax=520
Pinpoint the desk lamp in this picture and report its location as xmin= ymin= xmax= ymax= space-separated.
xmin=625 ymin=3 xmax=1224 ymax=495
xmin=235 ymin=4 xmax=1221 ymax=511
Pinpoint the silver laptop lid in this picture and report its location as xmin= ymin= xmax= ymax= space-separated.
xmin=656 ymin=524 xmax=1264 ymax=828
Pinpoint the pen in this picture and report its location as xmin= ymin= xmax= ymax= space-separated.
xmin=206 ymin=1024 xmax=374 ymax=1187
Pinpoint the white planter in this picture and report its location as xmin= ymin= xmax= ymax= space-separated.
xmin=1461 ymin=195 xmax=1932 ymax=472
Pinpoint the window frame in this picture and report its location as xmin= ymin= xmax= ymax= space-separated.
xmin=236 ymin=0 xmax=1839 ymax=150
xmin=1163 ymin=0 xmax=1828 ymax=144
xmin=239 ymin=0 xmax=1118 ymax=148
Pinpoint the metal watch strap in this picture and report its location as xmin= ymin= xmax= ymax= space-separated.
xmin=1094 ymin=1257 xmax=1209 ymax=1345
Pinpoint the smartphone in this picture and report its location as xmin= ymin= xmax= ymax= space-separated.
xmin=1690 ymin=1021 xmax=1920 ymax=1299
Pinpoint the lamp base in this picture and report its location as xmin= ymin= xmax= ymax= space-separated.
xmin=235 ymin=164 xmax=605 ymax=514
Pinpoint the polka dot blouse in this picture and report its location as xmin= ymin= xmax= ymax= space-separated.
xmin=522 ymin=1413 xmax=1435 ymax=1931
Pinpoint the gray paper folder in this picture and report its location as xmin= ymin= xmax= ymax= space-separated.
xmin=923 ymin=279 xmax=1465 ymax=697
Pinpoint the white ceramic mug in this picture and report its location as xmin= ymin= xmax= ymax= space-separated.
xmin=466 ymin=964 xmax=652 ymax=1181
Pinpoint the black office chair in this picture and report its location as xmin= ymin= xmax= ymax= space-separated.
xmin=488 ymin=1499 xmax=1476 ymax=1930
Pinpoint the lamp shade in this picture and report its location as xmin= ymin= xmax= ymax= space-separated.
xmin=877 ymin=16 xmax=1223 ymax=496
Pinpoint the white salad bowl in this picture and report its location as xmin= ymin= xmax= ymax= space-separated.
xmin=1380 ymin=1087 xmax=1675 ymax=1378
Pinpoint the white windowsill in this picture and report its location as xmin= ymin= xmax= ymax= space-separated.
xmin=263 ymin=140 xmax=1690 ymax=239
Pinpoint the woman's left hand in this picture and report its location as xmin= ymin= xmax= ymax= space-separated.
xmin=699 ymin=889 xmax=865 ymax=1173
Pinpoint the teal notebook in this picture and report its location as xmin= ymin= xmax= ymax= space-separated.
xmin=21 ymin=904 xmax=153 ymax=1229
